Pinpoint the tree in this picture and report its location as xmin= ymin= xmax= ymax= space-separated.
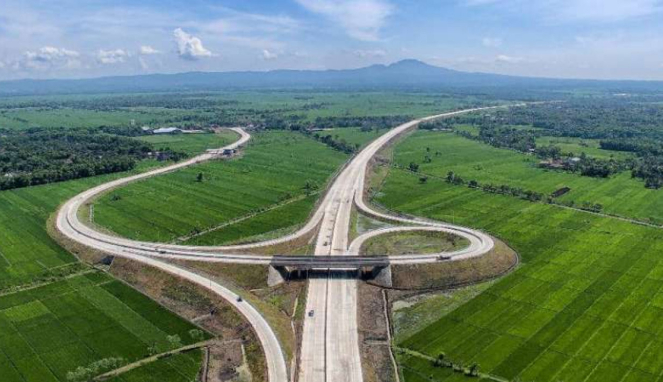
xmin=419 ymin=176 xmax=428 ymax=184
xmin=167 ymin=334 xmax=183 ymax=349
xmin=468 ymin=363 xmax=480 ymax=377
xmin=408 ymin=162 xmax=420 ymax=172
xmin=196 ymin=172 xmax=204 ymax=182
xmin=304 ymin=180 xmax=318 ymax=195
xmin=189 ymin=329 xmax=205 ymax=341
xmin=446 ymin=171 xmax=455 ymax=183
xmin=468 ymin=180 xmax=479 ymax=188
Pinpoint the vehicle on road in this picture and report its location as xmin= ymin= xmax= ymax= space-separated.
xmin=308 ymin=310 xmax=314 ymax=317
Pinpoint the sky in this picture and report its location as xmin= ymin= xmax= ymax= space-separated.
xmin=1 ymin=0 xmax=663 ymax=81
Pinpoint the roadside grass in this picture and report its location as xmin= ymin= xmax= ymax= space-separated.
xmin=360 ymin=231 xmax=469 ymax=256
xmin=378 ymin=169 xmax=663 ymax=382
xmin=395 ymin=131 xmax=663 ymax=225
xmin=93 ymin=131 xmax=349 ymax=243
xmin=0 ymin=272 xmax=207 ymax=382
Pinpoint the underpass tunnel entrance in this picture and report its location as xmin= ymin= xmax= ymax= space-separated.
xmin=270 ymin=265 xmax=392 ymax=286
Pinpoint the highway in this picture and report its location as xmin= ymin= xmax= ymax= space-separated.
xmin=56 ymin=107 xmax=507 ymax=382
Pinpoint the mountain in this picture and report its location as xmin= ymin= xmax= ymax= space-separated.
xmin=0 ymin=59 xmax=660 ymax=96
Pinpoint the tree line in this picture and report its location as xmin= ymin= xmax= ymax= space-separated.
xmin=0 ymin=129 xmax=186 ymax=190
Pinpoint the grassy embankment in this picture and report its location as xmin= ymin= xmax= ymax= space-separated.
xmin=360 ymin=231 xmax=469 ymax=256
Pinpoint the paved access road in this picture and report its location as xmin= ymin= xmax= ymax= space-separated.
xmin=57 ymin=107 xmax=510 ymax=382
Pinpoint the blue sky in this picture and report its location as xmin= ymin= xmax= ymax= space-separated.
xmin=1 ymin=0 xmax=663 ymax=80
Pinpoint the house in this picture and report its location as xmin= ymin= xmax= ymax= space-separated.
xmin=153 ymin=127 xmax=182 ymax=134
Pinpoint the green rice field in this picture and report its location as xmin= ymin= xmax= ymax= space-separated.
xmin=93 ymin=131 xmax=349 ymax=243
xmin=106 ymin=350 xmax=203 ymax=382
xmin=318 ymin=127 xmax=384 ymax=148
xmin=136 ymin=130 xmax=239 ymax=155
xmin=535 ymin=136 xmax=633 ymax=160
xmin=378 ymin=164 xmax=663 ymax=382
xmin=394 ymin=131 xmax=663 ymax=224
xmin=0 ymin=272 xmax=205 ymax=382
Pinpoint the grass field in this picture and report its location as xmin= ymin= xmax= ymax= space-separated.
xmin=378 ymin=168 xmax=663 ymax=382
xmin=93 ymin=131 xmax=349 ymax=243
xmin=394 ymin=131 xmax=663 ymax=224
xmin=0 ymin=158 xmax=175 ymax=290
xmin=0 ymin=91 xmax=477 ymax=130
xmin=318 ymin=127 xmax=384 ymax=148
xmin=360 ymin=231 xmax=469 ymax=256
xmin=535 ymin=136 xmax=633 ymax=160
xmin=136 ymin=130 xmax=239 ymax=155
xmin=0 ymin=271 xmax=206 ymax=382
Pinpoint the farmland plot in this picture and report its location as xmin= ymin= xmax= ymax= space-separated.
xmin=378 ymin=169 xmax=663 ymax=382
xmin=106 ymin=350 xmax=202 ymax=382
xmin=136 ymin=129 xmax=239 ymax=156
xmin=94 ymin=131 xmax=348 ymax=243
xmin=0 ymin=157 xmax=182 ymax=289
xmin=394 ymin=131 xmax=663 ymax=224
xmin=0 ymin=272 xmax=206 ymax=382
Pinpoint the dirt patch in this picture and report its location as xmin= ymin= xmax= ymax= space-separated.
xmin=207 ymin=340 xmax=246 ymax=382
xmin=358 ymin=282 xmax=397 ymax=382
xmin=173 ymin=260 xmax=270 ymax=290
xmin=252 ymin=280 xmax=306 ymax=318
xmin=388 ymin=238 xmax=518 ymax=291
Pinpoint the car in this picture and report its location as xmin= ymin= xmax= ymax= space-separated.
xmin=236 ymin=296 xmax=243 ymax=302
xmin=308 ymin=310 xmax=314 ymax=317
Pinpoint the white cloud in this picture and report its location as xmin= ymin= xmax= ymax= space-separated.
xmin=16 ymin=46 xmax=80 ymax=70
xmin=495 ymin=54 xmax=524 ymax=64
xmin=482 ymin=37 xmax=502 ymax=47
xmin=139 ymin=45 xmax=160 ymax=55
xmin=261 ymin=49 xmax=279 ymax=60
xmin=173 ymin=28 xmax=213 ymax=60
xmin=96 ymin=49 xmax=129 ymax=64
xmin=353 ymin=49 xmax=387 ymax=58
xmin=295 ymin=0 xmax=393 ymax=41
